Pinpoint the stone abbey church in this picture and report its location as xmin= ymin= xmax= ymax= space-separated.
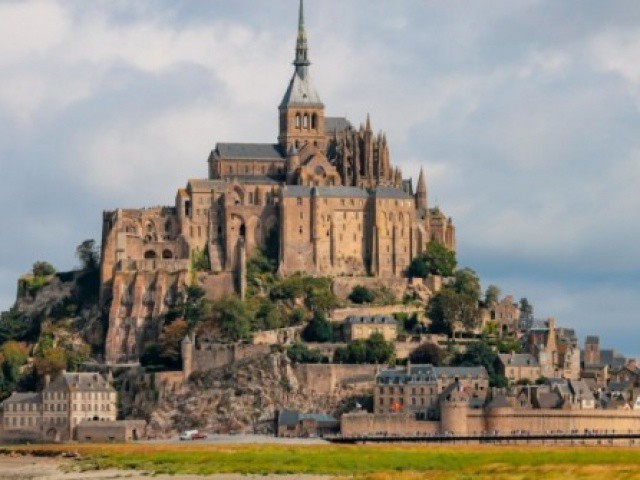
xmin=100 ymin=1 xmax=456 ymax=363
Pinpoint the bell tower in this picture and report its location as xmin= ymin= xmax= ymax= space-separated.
xmin=278 ymin=0 xmax=326 ymax=152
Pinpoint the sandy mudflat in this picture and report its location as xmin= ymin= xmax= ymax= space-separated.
xmin=0 ymin=455 xmax=332 ymax=480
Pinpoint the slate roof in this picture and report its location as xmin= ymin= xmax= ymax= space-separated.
xmin=2 ymin=392 xmax=40 ymax=404
xmin=345 ymin=315 xmax=396 ymax=325
xmin=282 ymin=185 xmax=312 ymax=198
xmin=600 ymin=349 xmax=627 ymax=369
xmin=313 ymin=186 xmax=369 ymax=198
xmin=277 ymin=409 xmax=299 ymax=427
xmin=215 ymin=143 xmax=286 ymax=161
xmin=537 ymin=392 xmax=562 ymax=409
xmin=374 ymin=187 xmax=413 ymax=200
xmin=48 ymin=372 xmax=114 ymax=392
xmin=188 ymin=179 xmax=227 ymax=191
xmin=280 ymin=71 xmax=323 ymax=107
xmin=326 ymin=117 xmax=352 ymax=133
xmin=569 ymin=379 xmax=595 ymax=402
xmin=299 ymin=413 xmax=338 ymax=425
xmin=585 ymin=335 xmax=600 ymax=344
xmin=226 ymin=176 xmax=282 ymax=185
xmin=498 ymin=353 xmax=539 ymax=367
xmin=377 ymin=365 xmax=488 ymax=385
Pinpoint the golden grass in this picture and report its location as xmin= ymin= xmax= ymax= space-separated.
xmin=4 ymin=443 xmax=640 ymax=478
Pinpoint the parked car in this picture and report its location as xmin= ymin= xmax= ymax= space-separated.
xmin=179 ymin=430 xmax=207 ymax=441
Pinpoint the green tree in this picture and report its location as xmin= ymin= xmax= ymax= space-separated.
xmin=65 ymin=344 xmax=91 ymax=372
xmin=32 ymin=261 xmax=56 ymax=277
xmin=210 ymin=297 xmax=252 ymax=342
xmin=158 ymin=319 xmax=188 ymax=369
xmin=254 ymin=302 xmax=283 ymax=331
xmin=452 ymin=268 xmax=481 ymax=300
xmin=302 ymin=310 xmax=333 ymax=343
xmin=286 ymin=343 xmax=325 ymax=364
xmin=365 ymin=332 xmax=395 ymax=364
xmin=407 ymin=241 xmax=457 ymax=278
xmin=484 ymin=284 xmax=501 ymax=306
xmin=191 ymin=247 xmax=210 ymax=272
xmin=408 ymin=342 xmax=444 ymax=365
xmin=76 ymin=239 xmax=100 ymax=271
xmin=34 ymin=347 xmax=67 ymax=378
xmin=348 ymin=285 xmax=375 ymax=304
xmin=520 ymin=297 xmax=534 ymax=327
xmin=428 ymin=289 xmax=479 ymax=336
xmin=0 ymin=308 xmax=38 ymax=343
xmin=451 ymin=340 xmax=507 ymax=388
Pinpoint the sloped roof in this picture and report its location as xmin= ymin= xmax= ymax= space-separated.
xmin=487 ymin=395 xmax=511 ymax=409
xmin=374 ymin=187 xmax=413 ymax=200
xmin=537 ymin=392 xmax=562 ymax=409
xmin=2 ymin=392 xmax=40 ymax=404
xmin=278 ymin=409 xmax=299 ymax=427
xmin=345 ymin=315 xmax=396 ymax=325
xmin=498 ymin=353 xmax=539 ymax=367
xmin=326 ymin=117 xmax=351 ymax=133
xmin=313 ymin=186 xmax=369 ymax=198
xmin=280 ymin=71 xmax=323 ymax=108
xmin=47 ymin=372 xmax=114 ymax=392
xmin=215 ymin=143 xmax=286 ymax=161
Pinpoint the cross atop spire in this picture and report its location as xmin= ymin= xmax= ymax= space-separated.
xmin=294 ymin=0 xmax=310 ymax=77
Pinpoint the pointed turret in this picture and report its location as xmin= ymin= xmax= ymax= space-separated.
xmin=415 ymin=167 xmax=427 ymax=210
xmin=294 ymin=0 xmax=310 ymax=77
xmin=366 ymin=113 xmax=372 ymax=132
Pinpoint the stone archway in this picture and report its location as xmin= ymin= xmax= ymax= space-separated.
xmin=46 ymin=427 xmax=61 ymax=442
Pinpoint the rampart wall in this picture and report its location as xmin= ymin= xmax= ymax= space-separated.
xmin=342 ymin=408 xmax=640 ymax=437
xmin=293 ymin=364 xmax=380 ymax=395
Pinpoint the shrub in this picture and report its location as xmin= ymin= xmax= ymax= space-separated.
xmin=302 ymin=310 xmax=333 ymax=343
xmin=348 ymin=285 xmax=375 ymax=304
xmin=409 ymin=342 xmax=444 ymax=366
xmin=32 ymin=261 xmax=56 ymax=277
xmin=286 ymin=343 xmax=325 ymax=364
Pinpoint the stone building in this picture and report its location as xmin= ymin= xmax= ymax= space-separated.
xmin=497 ymin=352 xmax=541 ymax=384
xmin=523 ymin=318 xmax=580 ymax=380
xmin=99 ymin=0 xmax=456 ymax=364
xmin=480 ymin=295 xmax=520 ymax=336
xmin=374 ymin=364 xmax=489 ymax=415
xmin=343 ymin=315 xmax=397 ymax=342
xmin=1 ymin=371 xmax=117 ymax=442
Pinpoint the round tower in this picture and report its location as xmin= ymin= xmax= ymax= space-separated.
xmin=439 ymin=385 xmax=469 ymax=435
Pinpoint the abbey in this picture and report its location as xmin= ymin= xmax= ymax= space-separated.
xmin=100 ymin=1 xmax=455 ymax=364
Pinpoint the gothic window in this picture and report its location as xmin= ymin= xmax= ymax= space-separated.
xmin=248 ymin=192 xmax=254 ymax=204
xmin=144 ymin=251 xmax=156 ymax=259
xmin=162 ymin=250 xmax=173 ymax=259
xmin=303 ymin=114 xmax=309 ymax=128
xmin=296 ymin=113 xmax=301 ymax=128
xmin=312 ymin=113 xmax=318 ymax=129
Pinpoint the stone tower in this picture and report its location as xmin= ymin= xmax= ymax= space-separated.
xmin=415 ymin=167 xmax=427 ymax=211
xmin=278 ymin=0 xmax=326 ymax=151
xmin=181 ymin=333 xmax=194 ymax=381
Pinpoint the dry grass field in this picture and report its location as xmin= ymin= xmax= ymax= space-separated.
xmin=4 ymin=443 xmax=640 ymax=479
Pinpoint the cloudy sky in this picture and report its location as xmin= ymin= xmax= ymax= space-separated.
xmin=1 ymin=0 xmax=639 ymax=356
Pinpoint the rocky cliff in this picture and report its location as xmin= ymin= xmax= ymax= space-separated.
xmin=145 ymin=352 xmax=365 ymax=437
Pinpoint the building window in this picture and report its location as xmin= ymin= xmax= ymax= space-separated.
xmin=296 ymin=113 xmax=301 ymax=128
xmin=297 ymin=197 xmax=302 ymax=206
xmin=303 ymin=114 xmax=309 ymax=128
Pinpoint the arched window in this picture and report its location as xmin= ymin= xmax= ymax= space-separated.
xmin=303 ymin=114 xmax=309 ymax=128
xmin=144 ymin=251 xmax=157 ymax=259
xmin=311 ymin=113 xmax=317 ymax=129
xmin=162 ymin=250 xmax=173 ymax=259
xmin=296 ymin=113 xmax=301 ymax=128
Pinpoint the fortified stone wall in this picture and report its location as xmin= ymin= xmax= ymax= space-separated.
xmin=190 ymin=343 xmax=272 ymax=373
xmin=293 ymin=364 xmax=380 ymax=395
xmin=341 ymin=412 xmax=439 ymax=437
xmin=341 ymin=408 xmax=640 ymax=437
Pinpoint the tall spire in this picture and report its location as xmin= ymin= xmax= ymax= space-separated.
xmin=294 ymin=0 xmax=310 ymax=77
